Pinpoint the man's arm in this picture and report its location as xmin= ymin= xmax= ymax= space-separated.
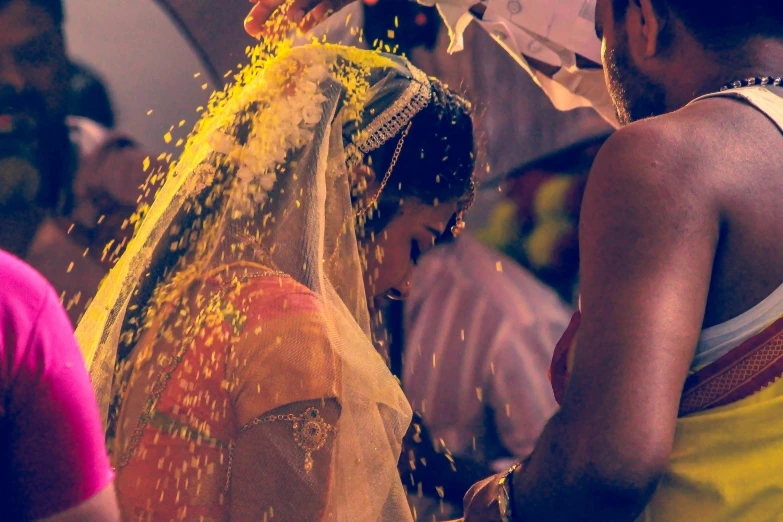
xmin=465 ymin=122 xmax=719 ymax=521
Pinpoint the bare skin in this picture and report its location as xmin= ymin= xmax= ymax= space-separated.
xmin=362 ymin=197 xmax=456 ymax=301
xmin=462 ymin=0 xmax=783 ymax=520
xmin=244 ymin=0 xmax=352 ymax=39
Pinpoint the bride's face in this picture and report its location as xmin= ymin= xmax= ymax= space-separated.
xmin=361 ymin=199 xmax=457 ymax=301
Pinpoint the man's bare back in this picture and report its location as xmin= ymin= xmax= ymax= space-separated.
xmin=599 ymin=86 xmax=783 ymax=329
xmin=680 ymin=89 xmax=783 ymax=327
xmin=457 ymin=82 xmax=783 ymax=522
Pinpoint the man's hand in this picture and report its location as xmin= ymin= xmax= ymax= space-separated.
xmin=462 ymin=474 xmax=504 ymax=522
xmin=398 ymin=412 xmax=496 ymax=507
xmin=244 ymin=0 xmax=354 ymax=38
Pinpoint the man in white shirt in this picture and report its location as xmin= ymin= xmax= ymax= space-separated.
xmin=401 ymin=233 xmax=570 ymax=518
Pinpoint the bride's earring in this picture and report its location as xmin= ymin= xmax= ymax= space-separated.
xmin=451 ymin=180 xmax=476 ymax=237
xmin=451 ymin=212 xmax=467 ymax=237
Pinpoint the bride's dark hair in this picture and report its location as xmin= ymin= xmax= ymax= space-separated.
xmin=362 ymin=77 xmax=476 ymax=232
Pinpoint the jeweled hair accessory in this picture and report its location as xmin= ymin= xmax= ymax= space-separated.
xmin=345 ymin=64 xmax=431 ymax=169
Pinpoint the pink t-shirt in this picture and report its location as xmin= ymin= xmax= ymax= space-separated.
xmin=0 ymin=250 xmax=113 ymax=520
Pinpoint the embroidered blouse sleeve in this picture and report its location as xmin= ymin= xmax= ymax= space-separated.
xmin=225 ymin=277 xmax=341 ymax=520
xmin=226 ymin=277 xmax=341 ymax=429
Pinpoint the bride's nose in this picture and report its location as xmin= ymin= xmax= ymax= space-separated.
xmin=386 ymin=275 xmax=412 ymax=301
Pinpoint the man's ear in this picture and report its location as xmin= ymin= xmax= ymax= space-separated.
xmin=636 ymin=0 xmax=667 ymax=57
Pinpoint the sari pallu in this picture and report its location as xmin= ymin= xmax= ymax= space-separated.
xmin=549 ymin=311 xmax=783 ymax=521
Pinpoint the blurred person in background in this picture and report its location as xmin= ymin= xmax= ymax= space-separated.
xmin=68 ymin=60 xmax=115 ymax=130
xmin=396 ymin=139 xmax=609 ymax=520
xmin=399 ymin=228 xmax=571 ymax=520
xmin=0 ymin=0 xmax=150 ymax=324
xmin=0 ymin=249 xmax=118 ymax=521
xmin=480 ymin=134 xmax=610 ymax=305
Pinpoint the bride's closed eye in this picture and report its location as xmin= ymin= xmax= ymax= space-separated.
xmin=411 ymin=240 xmax=422 ymax=265
xmin=411 ymin=225 xmax=445 ymax=265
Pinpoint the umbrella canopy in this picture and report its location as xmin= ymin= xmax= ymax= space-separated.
xmin=154 ymin=0 xmax=255 ymax=85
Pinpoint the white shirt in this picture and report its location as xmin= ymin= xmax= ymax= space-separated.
xmin=403 ymin=234 xmax=570 ymax=468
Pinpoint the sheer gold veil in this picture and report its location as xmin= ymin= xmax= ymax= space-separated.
xmin=76 ymin=44 xmax=432 ymax=520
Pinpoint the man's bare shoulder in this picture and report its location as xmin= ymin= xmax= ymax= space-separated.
xmin=584 ymin=113 xmax=720 ymax=243
xmin=589 ymin=115 xmax=704 ymax=196
xmin=590 ymin=97 xmax=764 ymax=196
xmin=600 ymin=94 xmax=783 ymax=199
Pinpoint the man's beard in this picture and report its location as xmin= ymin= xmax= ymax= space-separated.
xmin=604 ymin=33 xmax=668 ymax=126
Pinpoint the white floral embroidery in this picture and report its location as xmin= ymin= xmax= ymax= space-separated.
xmin=208 ymin=62 xmax=330 ymax=214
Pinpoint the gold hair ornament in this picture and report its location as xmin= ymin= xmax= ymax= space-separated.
xmin=356 ymin=121 xmax=412 ymax=217
xmin=345 ymin=64 xmax=431 ymax=169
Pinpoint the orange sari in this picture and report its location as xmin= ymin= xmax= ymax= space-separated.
xmin=113 ymin=272 xmax=339 ymax=521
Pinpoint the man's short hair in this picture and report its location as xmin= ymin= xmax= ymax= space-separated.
xmin=612 ymin=0 xmax=783 ymax=50
xmin=0 ymin=0 xmax=64 ymax=25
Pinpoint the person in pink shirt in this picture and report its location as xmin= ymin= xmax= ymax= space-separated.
xmin=0 ymin=249 xmax=117 ymax=521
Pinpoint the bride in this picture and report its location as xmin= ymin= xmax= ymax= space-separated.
xmin=76 ymin=43 xmax=475 ymax=521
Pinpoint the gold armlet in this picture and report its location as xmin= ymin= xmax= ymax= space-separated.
xmin=239 ymin=407 xmax=336 ymax=472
